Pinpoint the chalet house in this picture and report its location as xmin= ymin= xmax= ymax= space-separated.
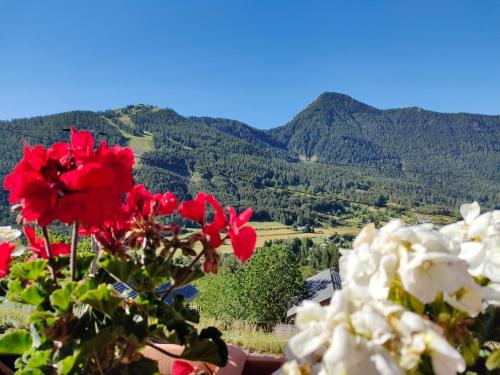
xmin=286 ymin=268 xmax=342 ymax=323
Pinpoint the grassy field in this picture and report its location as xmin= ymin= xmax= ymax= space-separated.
xmin=100 ymin=115 xmax=154 ymax=157
xmin=199 ymin=318 xmax=287 ymax=355
xmin=214 ymin=221 xmax=358 ymax=254
xmin=0 ymin=301 xmax=31 ymax=330
xmin=128 ymin=131 xmax=154 ymax=155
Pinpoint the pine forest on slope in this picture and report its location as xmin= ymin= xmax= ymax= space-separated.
xmin=0 ymin=93 xmax=498 ymax=226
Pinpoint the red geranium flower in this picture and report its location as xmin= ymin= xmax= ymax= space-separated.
xmin=3 ymin=128 xmax=135 ymax=227
xmin=0 ymin=242 xmax=16 ymax=278
xmin=228 ymin=207 xmax=256 ymax=263
xmin=23 ymin=226 xmax=70 ymax=259
xmin=172 ymin=360 xmax=196 ymax=375
xmin=179 ymin=193 xmax=227 ymax=247
xmin=178 ymin=192 xmax=209 ymax=225
xmin=156 ymin=191 xmax=178 ymax=216
xmin=126 ymin=184 xmax=178 ymax=219
xmin=179 ymin=194 xmax=256 ymax=265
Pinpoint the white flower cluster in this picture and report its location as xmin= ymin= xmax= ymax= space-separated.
xmin=340 ymin=215 xmax=498 ymax=317
xmin=0 ymin=226 xmax=21 ymax=244
xmin=278 ymin=202 xmax=500 ymax=375
xmin=279 ymin=292 xmax=464 ymax=375
xmin=440 ymin=202 xmax=500 ymax=297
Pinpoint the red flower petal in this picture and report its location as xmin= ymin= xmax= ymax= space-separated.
xmin=23 ymin=226 xmax=70 ymax=259
xmin=179 ymin=193 xmax=207 ymax=224
xmin=230 ymin=226 xmax=257 ymax=263
xmin=9 ymin=175 xmax=58 ymax=225
xmin=0 ymin=242 xmax=16 ymax=278
xmin=172 ymin=360 xmax=196 ymax=375
xmin=157 ymin=192 xmax=178 ymax=215
xmin=50 ymin=242 xmax=70 ymax=257
xmin=60 ymin=162 xmax=113 ymax=191
xmin=70 ymin=127 xmax=94 ymax=160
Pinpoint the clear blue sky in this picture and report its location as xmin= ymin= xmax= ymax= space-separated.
xmin=1 ymin=0 xmax=499 ymax=128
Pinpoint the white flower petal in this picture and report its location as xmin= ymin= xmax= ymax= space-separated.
xmin=427 ymin=331 xmax=465 ymax=375
xmin=460 ymin=201 xmax=480 ymax=225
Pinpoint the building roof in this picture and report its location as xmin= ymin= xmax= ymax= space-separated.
xmin=114 ymin=282 xmax=199 ymax=305
xmin=287 ymin=268 xmax=342 ymax=318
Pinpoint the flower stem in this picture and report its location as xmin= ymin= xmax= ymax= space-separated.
xmin=0 ymin=360 xmax=14 ymax=375
xmin=94 ymin=355 xmax=104 ymax=375
xmin=145 ymin=339 xmax=182 ymax=359
xmin=90 ymin=235 xmax=98 ymax=275
xmin=41 ymin=226 xmax=58 ymax=284
xmin=70 ymin=221 xmax=80 ymax=281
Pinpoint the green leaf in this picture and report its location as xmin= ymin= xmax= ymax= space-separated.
xmin=169 ymin=265 xmax=204 ymax=287
xmin=9 ymin=260 xmax=48 ymax=281
xmin=144 ymin=258 xmax=171 ymax=279
xmin=7 ymin=278 xmax=49 ymax=305
xmin=72 ymin=278 xmax=97 ymax=298
xmin=78 ymin=283 xmax=123 ymax=316
xmin=50 ymin=282 xmax=76 ymax=313
xmin=486 ymin=349 xmax=500 ymax=371
xmin=182 ymin=327 xmax=228 ymax=367
xmin=29 ymin=310 xmax=57 ymax=327
xmin=56 ymin=350 xmax=80 ymax=375
xmin=123 ymin=355 xmax=159 ymax=374
xmin=77 ymin=251 xmax=97 ymax=272
xmin=15 ymin=366 xmax=45 ymax=375
xmin=172 ymin=295 xmax=199 ymax=323
xmin=0 ymin=330 xmax=32 ymax=354
xmin=6 ymin=279 xmax=25 ymax=302
xmin=55 ymin=329 xmax=121 ymax=374
xmin=101 ymin=256 xmax=142 ymax=282
xmin=26 ymin=349 xmax=51 ymax=368
xmin=21 ymin=285 xmax=48 ymax=305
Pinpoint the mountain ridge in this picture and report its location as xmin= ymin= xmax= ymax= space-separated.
xmin=0 ymin=93 xmax=498 ymax=225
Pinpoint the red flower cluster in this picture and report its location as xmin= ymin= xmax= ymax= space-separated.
xmin=85 ymin=189 xmax=256 ymax=271
xmin=4 ymin=128 xmax=134 ymax=227
xmin=80 ymin=184 xmax=180 ymax=254
xmin=23 ymin=226 xmax=70 ymax=259
xmin=3 ymin=128 xmax=257 ymax=274
xmin=179 ymin=192 xmax=257 ymax=265
xmin=0 ymin=242 xmax=16 ymax=278
xmin=126 ymin=184 xmax=178 ymax=219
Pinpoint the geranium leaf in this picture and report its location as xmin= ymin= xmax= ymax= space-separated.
xmin=50 ymin=282 xmax=76 ymax=313
xmin=21 ymin=284 xmax=48 ymax=305
xmin=76 ymin=252 xmax=97 ymax=279
xmin=56 ymin=350 xmax=81 ymax=375
xmin=9 ymin=260 xmax=48 ymax=281
xmin=123 ymin=355 xmax=159 ymax=374
xmin=181 ymin=327 xmax=227 ymax=366
xmin=78 ymin=283 xmax=123 ymax=316
xmin=0 ymin=330 xmax=32 ymax=354
xmin=486 ymin=349 xmax=500 ymax=371
xmin=101 ymin=256 xmax=142 ymax=282
xmin=172 ymin=295 xmax=199 ymax=323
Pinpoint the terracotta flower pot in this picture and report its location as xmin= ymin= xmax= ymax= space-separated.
xmin=142 ymin=344 xmax=285 ymax=375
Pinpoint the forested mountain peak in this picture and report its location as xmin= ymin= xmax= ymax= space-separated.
xmin=312 ymin=92 xmax=379 ymax=113
xmin=270 ymin=93 xmax=500 ymax=168
xmin=0 ymin=93 xmax=498 ymax=226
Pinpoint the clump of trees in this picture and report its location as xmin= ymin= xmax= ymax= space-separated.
xmin=195 ymin=246 xmax=306 ymax=328
xmin=195 ymin=234 xmax=354 ymax=326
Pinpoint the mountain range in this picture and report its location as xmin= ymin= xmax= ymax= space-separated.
xmin=0 ymin=93 xmax=498 ymax=225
